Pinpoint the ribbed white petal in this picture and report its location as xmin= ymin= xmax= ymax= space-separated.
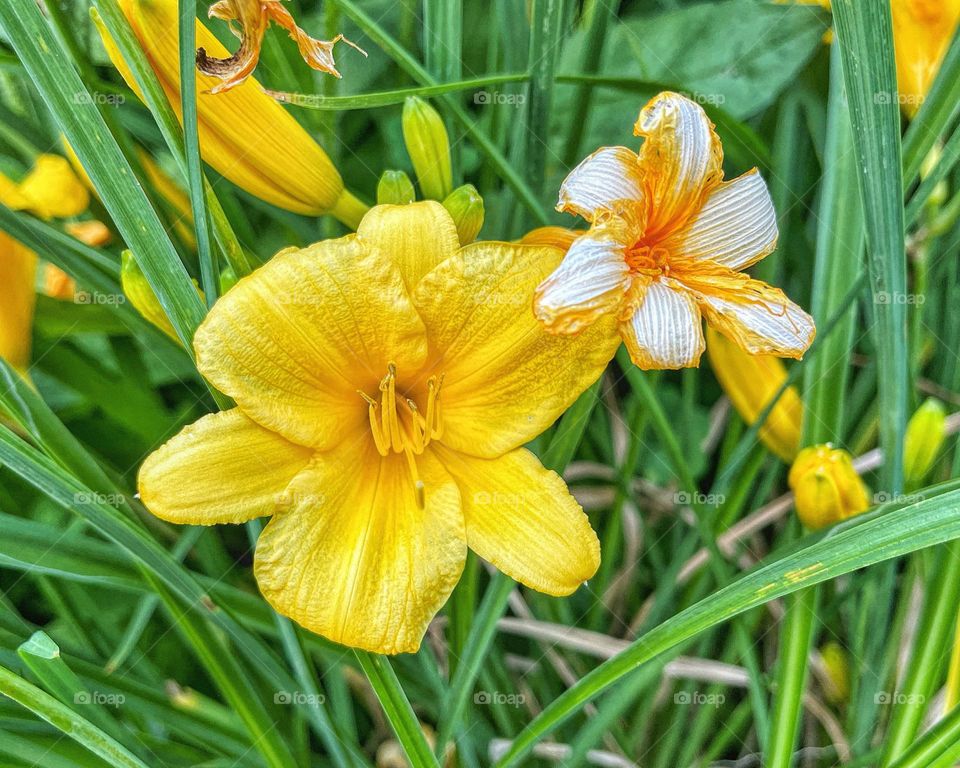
xmin=699 ymin=290 xmax=815 ymax=358
xmin=621 ymin=278 xmax=704 ymax=369
xmin=534 ymin=224 xmax=631 ymax=335
xmin=665 ymin=169 xmax=778 ymax=270
xmin=557 ymin=146 xmax=644 ymax=223
xmin=634 ymin=92 xmax=723 ymax=237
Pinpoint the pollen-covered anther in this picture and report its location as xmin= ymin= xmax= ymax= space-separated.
xmin=359 ymin=365 xmax=445 ymax=508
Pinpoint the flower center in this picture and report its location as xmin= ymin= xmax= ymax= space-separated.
xmin=358 ymin=363 xmax=444 ymax=508
xmin=625 ymin=242 xmax=671 ymax=277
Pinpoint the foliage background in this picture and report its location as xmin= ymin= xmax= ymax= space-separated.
xmin=1 ymin=1 xmax=959 ymax=767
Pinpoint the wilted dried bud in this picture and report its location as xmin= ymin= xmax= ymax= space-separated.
xmin=904 ymin=398 xmax=946 ymax=486
xmin=788 ymin=445 xmax=870 ymax=530
xmin=442 ymin=184 xmax=484 ymax=245
xmin=377 ymin=170 xmax=416 ymax=205
xmin=402 ymin=97 xmax=453 ymax=202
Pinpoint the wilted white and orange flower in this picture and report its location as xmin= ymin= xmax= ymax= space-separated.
xmin=534 ymin=91 xmax=815 ymax=370
xmin=196 ymin=0 xmax=365 ymax=94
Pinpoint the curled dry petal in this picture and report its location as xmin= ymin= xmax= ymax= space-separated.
xmin=197 ymin=0 xmax=366 ymax=94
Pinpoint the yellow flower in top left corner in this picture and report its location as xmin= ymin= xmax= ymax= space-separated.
xmin=535 ymin=91 xmax=815 ymax=370
xmin=138 ymin=201 xmax=617 ymax=654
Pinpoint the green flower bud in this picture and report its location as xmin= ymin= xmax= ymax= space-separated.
xmin=442 ymin=184 xmax=485 ymax=245
xmin=220 ymin=266 xmax=239 ymax=294
xmin=377 ymin=170 xmax=416 ymax=205
xmin=402 ymin=97 xmax=453 ymax=201
xmin=904 ymin=398 xmax=947 ymax=486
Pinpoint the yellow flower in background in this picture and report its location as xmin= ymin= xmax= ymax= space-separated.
xmin=534 ymin=91 xmax=815 ymax=370
xmin=892 ymin=0 xmax=960 ymax=117
xmin=706 ymin=327 xmax=801 ymax=462
xmin=0 ymin=232 xmax=37 ymax=377
xmin=138 ymin=201 xmax=616 ymax=654
xmin=3 ymin=155 xmax=89 ymax=220
xmin=196 ymin=0 xmax=365 ymax=94
xmin=98 ymin=0 xmax=368 ymax=226
xmin=788 ymin=445 xmax=870 ymax=530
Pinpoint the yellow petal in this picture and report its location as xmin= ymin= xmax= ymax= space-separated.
xmin=661 ymin=169 xmax=778 ymax=271
xmin=634 ymin=91 xmax=723 ymax=238
xmin=435 ymin=446 xmax=600 ymax=596
xmin=356 ymin=201 xmax=460 ymax=292
xmin=254 ymin=441 xmax=465 ymax=654
xmin=533 ymin=220 xmax=632 ymax=335
xmin=0 ymin=232 xmax=37 ymax=376
xmin=413 ymin=242 xmax=620 ymax=458
xmin=621 ymin=278 xmax=705 ymax=369
xmin=556 ymin=146 xmax=644 ymax=222
xmin=686 ymin=270 xmax=815 ymax=359
xmin=103 ymin=0 xmax=352 ymax=219
xmin=14 ymin=155 xmax=89 ymax=220
xmin=706 ymin=327 xmax=801 ymax=462
xmin=194 ymin=236 xmax=428 ymax=450
xmin=892 ymin=0 xmax=960 ymax=118
xmin=518 ymin=226 xmax=584 ymax=250
xmin=138 ymin=409 xmax=312 ymax=525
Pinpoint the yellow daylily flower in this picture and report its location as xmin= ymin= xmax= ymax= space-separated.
xmin=892 ymin=0 xmax=960 ymax=118
xmin=534 ymin=91 xmax=815 ymax=370
xmin=137 ymin=201 xmax=616 ymax=654
xmin=196 ymin=0 xmax=365 ymax=94
xmin=706 ymin=327 xmax=801 ymax=462
xmin=788 ymin=445 xmax=870 ymax=530
xmin=3 ymin=155 xmax=89 ymax=220
xmin=519 ymin=226 xmax=584 ymax=251
xmin=98 ymin=0 xmax=367 ymax=226
xmin=0 ymin=231 xmax=37 ymax=377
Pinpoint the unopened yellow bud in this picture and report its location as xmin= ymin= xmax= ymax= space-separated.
xmin=707 ymin=328 xmax=802 ymax=462
xmin=44 ymin=265 xmax=76 ymax=301
xmin=121 ymin=251 xmax=202 ymax=342
xmin=442 ymin=184 xmax=484 ymax=245
xmin=904 ymin=398 xmax=947 ymax=486
xmin=66 ymin=220 xmax=112 ymax=248
xmin=788 ymin=445 xmax=870 ymax=530
xmin=402 ymin=97 xmax=453 ymax=201
xmin=920 ymin=143 xmax=949 ymax=208
xmin=377 ymin=170 xmax=416 ymax=205
xmin=819 ymin=641 xmax=850 ymax=704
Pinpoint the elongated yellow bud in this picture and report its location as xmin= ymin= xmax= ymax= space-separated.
xmin=904 ymin=398 xmax=946 ymax=486
xmin=788 ymin=445 xmax=870 ymax=530
xmin=97 ymin=0 xmax=367 ymax=227
xmin=0 ymin=231 xmax=37 ymax=377
xmin=442 ymin=184 xmax=484 ymax=245
xmin=891 ymin=0 xmax=960 ymax=118
xmin=377 ymin=170 xmax=416 ymax=205
xmin=121 ymin=250 xmax=202 ymax=341
xmin=706 ymin=327 xmax=802 ymax=462
xmin=402 ymin=97 xmax=453 ymax=202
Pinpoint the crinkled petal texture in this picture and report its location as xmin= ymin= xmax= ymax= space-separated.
xmin=357 ymin=201 xmax=460 ymax=291
xmin=254 ymin=441 xmax=465 ymax=654
xmin=634 ymin=91 xmax=723 ymax=238
xmin=557 ymin=146 xmax=644 ymax=222
xmin=194 ymin=235 xmax=427 ymax=450
xmin=139 ymin=410 xmax=313 ymax=525
xmin=686 ymin=271 xmax=815 ymax=358
xmin=414 ymin=242 xmax=621 ymax=458
xmin=436 ymin=446 xmax=600 ymax=595
xmin=534 ymin=221 xmax=631 ymax=335
xmin=622 ymin=278 xmax=705 ymax=370
xmin=661 ymin=169 xmax=778 ymax=271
